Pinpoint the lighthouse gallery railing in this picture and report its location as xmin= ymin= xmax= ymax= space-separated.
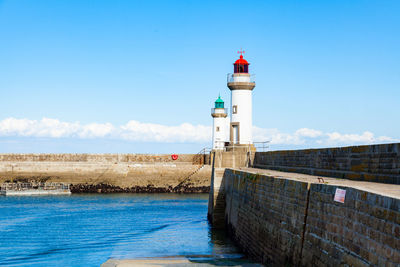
xmin=211 ymin=108 xmax=228 ymax=114
xmin=227 ymin=73 xmax=256 ymax=83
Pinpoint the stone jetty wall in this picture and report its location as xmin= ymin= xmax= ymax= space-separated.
xmin=221 ymin=169 xmax=399 ymax=266
xmin=0 ymin=153 xmax=211 ymax=193
xmin=254 ymin=143 xmax=400 ymax=184
xmin=0 ymin=153 xmax=203 ymax=163
xmin=302 ymin=183 xmax=399 ymax=266
xmin=223 ymin=169 xmax=308 ymax=265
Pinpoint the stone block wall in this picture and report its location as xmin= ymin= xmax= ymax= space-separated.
xmin=303 ymin=184 xmax=400 ymax=266
xmin=208 ymin=168 xmax=227 ymax=229
xmin=223 ymin=169 xmax=309 ymax=265
xmin=0 ymin=153 xmax=211 ymax=190
xmin=220 ymin=169 xmax=400 ymax=266
xmin=0 ymin=153 xmax=202 ymax=163
xmin=212 ymin=151 xmax=252 ymax=168
xmin=254 ymin=143 xmax=400 ymax=184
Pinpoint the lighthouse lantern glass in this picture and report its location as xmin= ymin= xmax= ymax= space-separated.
xmin=234 ymin=64 xmax=248 ymax=73
xmin=215 ymin=101 xmax=224 ymax=109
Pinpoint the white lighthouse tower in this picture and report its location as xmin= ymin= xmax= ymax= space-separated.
xmin=211 ymin=96 xmax=229 ymax=150
xmin=227 ymin=51 xmax=255 ymax=146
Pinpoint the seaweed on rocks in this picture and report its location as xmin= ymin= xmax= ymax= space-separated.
xmin=69 ymin=183 xmax=210 ymax=194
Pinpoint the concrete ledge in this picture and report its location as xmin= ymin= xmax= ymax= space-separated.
xmin=243 ymin=167 xmax=400 ymax=200
xmin=102 ymin=256 xmax=263 ymax=266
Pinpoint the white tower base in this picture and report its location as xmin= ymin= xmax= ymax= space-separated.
xmin=227 ymin=73 xmax=255 ymax=146
xmin=211 ymin=108 xmax=229 ymax=150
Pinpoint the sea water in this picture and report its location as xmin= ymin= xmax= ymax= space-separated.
xmin=0 ymin=194 xmax=246 ymax=266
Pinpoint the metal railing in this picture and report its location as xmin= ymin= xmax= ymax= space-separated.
xmin=173 ymin=147 xmax=212 ymax=191
xmin=213 ymin=141 xmax=269 ymax=152
xmin=213 ymin=140 xmax=241 ymax=152
xmin=253 ymin=141 xmax=270 ymax=152
xmin=227 ymin=73 xmax=256 ymax=83
xmin=211 ymin=108 xmax=228 ymax=114
xmin=192 ymin=147 xmax=212 ymax=165
xmin=212 ymin=140 xmax=270 ymax=167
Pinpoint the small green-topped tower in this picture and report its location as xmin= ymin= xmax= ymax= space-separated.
xmin=215 ymin=95 xmax=224 ymax=109
xmin=211 ymin=95 xmax=229 ymax=150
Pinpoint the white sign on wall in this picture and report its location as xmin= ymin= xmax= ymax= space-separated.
xmin=334 ymin=188 xmax=346 ymax=203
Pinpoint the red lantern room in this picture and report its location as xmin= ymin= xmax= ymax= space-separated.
xmin=234 ymin=54 xmax=249 ymax=73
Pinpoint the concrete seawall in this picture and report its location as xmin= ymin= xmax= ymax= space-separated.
xmin=0 ymin=154 xmax=211 ymax=193
xmin=254 ymin=143 xmax=400 ymax=184
xmin=210 ymin=168 xmax=400 ymax=266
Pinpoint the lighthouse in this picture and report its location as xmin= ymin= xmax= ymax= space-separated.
xmin=211 ymin=96 xmax=229 ymax=150
xmin=227 ymin=51 xmax=255 ymax=146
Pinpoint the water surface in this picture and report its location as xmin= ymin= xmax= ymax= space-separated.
xmin=0 ymin=194 xmax=244 ymax=266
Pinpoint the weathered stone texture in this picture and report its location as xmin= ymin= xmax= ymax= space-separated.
xmin=254 ymin=143 xmax=400 ymax=184
xmin=0 ymin=153 xmax=202 ymax=163
xmin=212 ymin=151 xmax=254 ymax=168
xmin=223 ymin=169 xmax=309 ymax=266
xmin=208 ymin=168 xmax=227 ymax=228
xmin=0 ymin=153 xmax=211 ymax=190
xmin=220 ymin=168 xmax=400 ymax=266
xmin=302 ymin=184 xmax=400 ymax=267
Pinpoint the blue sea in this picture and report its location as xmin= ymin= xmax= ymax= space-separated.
xmin=0 ymin=194 xmax=245 ymax=266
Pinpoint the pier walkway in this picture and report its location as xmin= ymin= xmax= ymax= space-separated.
xmin=209 ymin=166 xmax=400 ymax=266
xmin=238 ymin=167 xmax=400 ymax=200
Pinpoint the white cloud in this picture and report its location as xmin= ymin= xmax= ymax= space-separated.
xmin=295 ymin=128 xmax=323 ymax=138
xmin=79 ymin=123 xmax=115 ymax=138
xmin=0 ymin=118 xmax=80 ymax=138
xmin=325 ymin=131 xmax=374 ymax=144
xmin=253 ymin=127 xmax=304 ymax=145
xmin=120 ymin=120 xmax=210 ymax=143
xmin=0 ymin=117 xmax=399 ymax=148
xmin=0 ymin=117 xmax=211 ymax=143
xmin=253 ymin=127 xmax=400 ymax=148
xmin=376 ymin=136 xmax=399 ymax=142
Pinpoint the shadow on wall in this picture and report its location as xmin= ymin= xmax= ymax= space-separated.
xmin=222 ymin=169 xmax=308 ymax=266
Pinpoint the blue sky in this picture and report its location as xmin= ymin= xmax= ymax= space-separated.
xmin=0 ymin=0 xmax=399 ymax=153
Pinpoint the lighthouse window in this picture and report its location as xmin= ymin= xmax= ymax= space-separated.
xmin=234 ymin=64 xmax=248 ymax=73
xmin=233 ymin=105 xmax=237 ymax=114
xmin=216 ymin=127 xmax=220 ymax=132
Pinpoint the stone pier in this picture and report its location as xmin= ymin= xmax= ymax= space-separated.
xmin=0 ymin=153 xmax=212 ymax=192
xmin=208 ymin=143 xmax=400 ymax=266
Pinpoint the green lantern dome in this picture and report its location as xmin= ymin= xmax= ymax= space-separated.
xmin=215 ymin=96 xmax=224 ymax=109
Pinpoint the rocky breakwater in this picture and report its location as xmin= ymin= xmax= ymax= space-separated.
xmin=70 ymin=183 xmax=210 ymax=194
xmin=0 ymin=153 xmax=212 ymax=193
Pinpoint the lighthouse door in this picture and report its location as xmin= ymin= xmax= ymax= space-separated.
xmin=233 ymin=126 xmax=238 ymax=144
xmin=230 ymin=123 xmax=240 ymax=144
